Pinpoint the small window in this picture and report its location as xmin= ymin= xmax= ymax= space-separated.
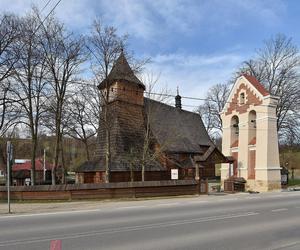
xmin=123 ymin=87 xmax=125 ymax=91
xmin=240 ymin=92 xmax=245 ymax=104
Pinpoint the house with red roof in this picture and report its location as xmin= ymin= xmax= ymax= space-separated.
xmin=12 ymin=159 xmax=53 ymax=185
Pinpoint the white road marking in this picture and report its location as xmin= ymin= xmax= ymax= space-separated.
xmin=244 ymin=196 xmax=261 ymax=200
xmin=187 ymin=200 xmax=209 ymax=203
xmin=271 ymin=208 xmax=288 ymax=212
xmin=271 ymin=241 xmax=300 ymax=250
xmin=116 ymin=205 xmax=146 ymax=210
xmin=153 ymin=202 xmax=179 ymax=207
xmin=0 ymin=211 xmax=259 ymax=247
xmin=219 ymin=198 xmax=238 ymax=201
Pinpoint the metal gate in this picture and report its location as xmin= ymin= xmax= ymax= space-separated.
xmin=199 ymin=179 xmax=208 ymax=194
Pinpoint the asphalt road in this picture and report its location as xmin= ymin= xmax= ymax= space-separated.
xmin=0 ymin=192 xmax=299 ymax=250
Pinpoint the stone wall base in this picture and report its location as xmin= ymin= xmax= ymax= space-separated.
xmin=221 ymin=178 xmax=281 ymax=192
xmin=246 ymin=179 xmax=281 ymax=192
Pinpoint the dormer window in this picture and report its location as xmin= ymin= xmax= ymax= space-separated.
xmin=240 ymin=92 xmax=245 ymax=104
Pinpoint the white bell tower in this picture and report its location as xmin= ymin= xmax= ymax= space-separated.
xmin=220 ymin=74 xmax=281 ymax=192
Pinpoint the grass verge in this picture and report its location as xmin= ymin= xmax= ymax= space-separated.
xmin=288 ymin=178 xmax=300 ymax=186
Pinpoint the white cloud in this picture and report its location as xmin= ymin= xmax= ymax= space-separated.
xmin=0 ymin=0 xmax=96 ymax=33
xmin=0 ymin=0 xmax=286 ymax=110
xmin=143 ymin=51 xmax=247 ymax=110
xmin=98 ymin=0 xmax=286 ymax=41
xmin=0 ymin=0 xmax=286 ymax=40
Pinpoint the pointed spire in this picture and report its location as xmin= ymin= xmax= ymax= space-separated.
xmin=175 ymin=86 xmax=182 ymax=109
xmin=98 ymin=50 xmax=145 ymax=90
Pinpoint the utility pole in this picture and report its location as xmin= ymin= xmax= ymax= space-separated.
xmin=43 ymin=148 xmax=46 ymax=182
xmin=6 ymin=141 xmax=13 ymax=214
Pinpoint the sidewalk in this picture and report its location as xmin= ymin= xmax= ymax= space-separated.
xmin=1 ymin=190 xmax=295 ymax=216
xmin=0 ymin=193 xmax=226 ymax=215
xmin=0 ymin=200 xmax=104 ymax=215
xmin=0 ymin=195 xmax=199 ymax=215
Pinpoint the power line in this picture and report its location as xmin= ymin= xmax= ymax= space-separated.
xmin=39 ymin=0 xmax=62 ymax=27
xmin=5 ymin=0 xmax=63 ymax=74
xmin=41 ymin=0 xmax=53 ymax=13
xmin=26 ymin=0 xmax=63 ymax=40
xmin=4 ymin=69 xmax=299 ymax=113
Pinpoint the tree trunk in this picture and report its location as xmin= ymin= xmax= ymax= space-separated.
xmin=104 ymin=99 xmax=111 ymax=183
xmin=105 ymin=129 xmax=110 ymax=183
xmin=51 ymin=159 xmax=56 ymax=185
xmin=84 ymin=140 xmax=90 ymax=161
xmin=30 ymin=136 xmax=37 ymax=186
xmin=130 ymin=164 xmax=134 ymax=182
xmin=53 ymin=131 xmax=60 ymax=185
xmin=141 ymin=161 xmax=145 ymax=182
xmin=60 ymin=138 xmax=65 ymax=184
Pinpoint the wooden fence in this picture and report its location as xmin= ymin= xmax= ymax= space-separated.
xmin=0 ymin=180 xmax=200 ymax=201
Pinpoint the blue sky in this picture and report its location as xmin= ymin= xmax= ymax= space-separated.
xmin=1 ymin=0 xmax=300 ymax=108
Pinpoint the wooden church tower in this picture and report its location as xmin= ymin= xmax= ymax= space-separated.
xmin=97 ymin=51 xmax=146 ymax=172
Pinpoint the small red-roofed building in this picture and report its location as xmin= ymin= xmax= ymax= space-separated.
xmin=220 ymin=74 xmax=281 ymax=192
xmin=12 ymin=159 xmax=53 ymax=185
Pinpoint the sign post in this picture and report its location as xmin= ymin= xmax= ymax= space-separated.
xmin=6 ymin=141 xmax=13 ymax=214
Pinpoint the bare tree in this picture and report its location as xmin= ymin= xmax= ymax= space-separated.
xmin=64 ymin=84 xmax=98 ymax=161
xmin=196 ymin=83 xmax=230 ymax=138
xmin=87 ymin=19 xmax=151 ymax=182
xmin=0 ymin=14 xmax=20 ymax=135
xmin=87 ymin=19 xmax=126 ymax=183
xmin=10 ymin=10 xmax=49 ymax=185
xmin=239 ymin=34 xmax=300 ymax=142
xmin=41 ymin=16 xmax=85 ymax=184
xmin=133 ymin=73 xmax=172 ymax=182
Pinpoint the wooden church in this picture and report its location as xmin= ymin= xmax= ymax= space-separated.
xmin=75 ymin=52 xmax=228 ymax=183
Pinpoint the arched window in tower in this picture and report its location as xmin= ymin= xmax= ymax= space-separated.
xmin=248 ymin=110 xmax=257 ymax=144
xmin=231 ymin=115 xmax=239 ymax=147
xmin=230 ymin=115 xmax=239 ymax=177
xmin=248 ymin=110 xmax=257 ymax=179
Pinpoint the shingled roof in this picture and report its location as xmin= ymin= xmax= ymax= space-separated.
xmin=242 ymin=74 xmax=269 ymax=96
xmin=144 ymin=98 xmax=213 ymax=153
xmin=98 ymin=51 xmax=145 ymax=90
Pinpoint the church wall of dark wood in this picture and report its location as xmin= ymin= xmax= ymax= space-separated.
xmin=95 ymin=98 xmax=145 ymax=167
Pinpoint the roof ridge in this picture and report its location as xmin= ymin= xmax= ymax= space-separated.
xmin=242 ymin=74 xmax=269 ymax=96
xmin=98 ymin=51 xmax=145 ymax=90
xmin=144 ymin=97 xmax=200 ymax=116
